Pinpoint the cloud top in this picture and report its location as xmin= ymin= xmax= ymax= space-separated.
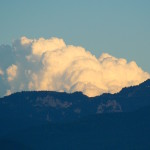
xmin=0 ymin=36 xmax=149 ymax=97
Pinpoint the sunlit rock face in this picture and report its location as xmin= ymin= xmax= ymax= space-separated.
xmin=0 ymin=36 xmax=149 ymax=97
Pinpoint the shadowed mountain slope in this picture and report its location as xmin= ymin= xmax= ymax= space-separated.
xmin=0 ymin=79 xmax=150 ymax=122
xmin=0 ymin=79 xmax=150 ymax=149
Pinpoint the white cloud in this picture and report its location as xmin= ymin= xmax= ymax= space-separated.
xmin=21 ymin=36 xmax=33 ymax=45
xmin=31 ymin=37 xmax=66 ymax=56
xmin=0 ymin=36 xmax=149 ymax=97
xmin=7 ymin=64 xmax=18 ymax=81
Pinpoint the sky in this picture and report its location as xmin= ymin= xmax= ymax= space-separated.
xmin=0 ymin=0 xmax=150 ymax=97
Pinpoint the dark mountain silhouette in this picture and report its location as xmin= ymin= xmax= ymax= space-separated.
xmin=0 ymin=79 xmax=150 ymax=149
xmin=0 ymin=79 xmax=150 ymax=122
xmin=1 ymin=105 xmax=150 ymax=150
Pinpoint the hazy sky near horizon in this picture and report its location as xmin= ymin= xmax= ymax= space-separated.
xmin=0 ymin=0 xmax=150 ymax=72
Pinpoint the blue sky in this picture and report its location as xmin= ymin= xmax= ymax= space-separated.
xmin=0 ymin=0 xmax=150 ymax=72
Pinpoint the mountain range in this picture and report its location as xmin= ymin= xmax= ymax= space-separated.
xmin=0 ymin=79 xmax=150 ymax=149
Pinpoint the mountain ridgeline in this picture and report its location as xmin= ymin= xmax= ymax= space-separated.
xmin=0 ymin=79 xmax=150 ymax=150
xmin=0 ymin=79 xmax=150 ymax=122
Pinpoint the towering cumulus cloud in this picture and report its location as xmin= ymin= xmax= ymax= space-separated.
xmin=0 ymin=36 xmax=149 ymax=97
